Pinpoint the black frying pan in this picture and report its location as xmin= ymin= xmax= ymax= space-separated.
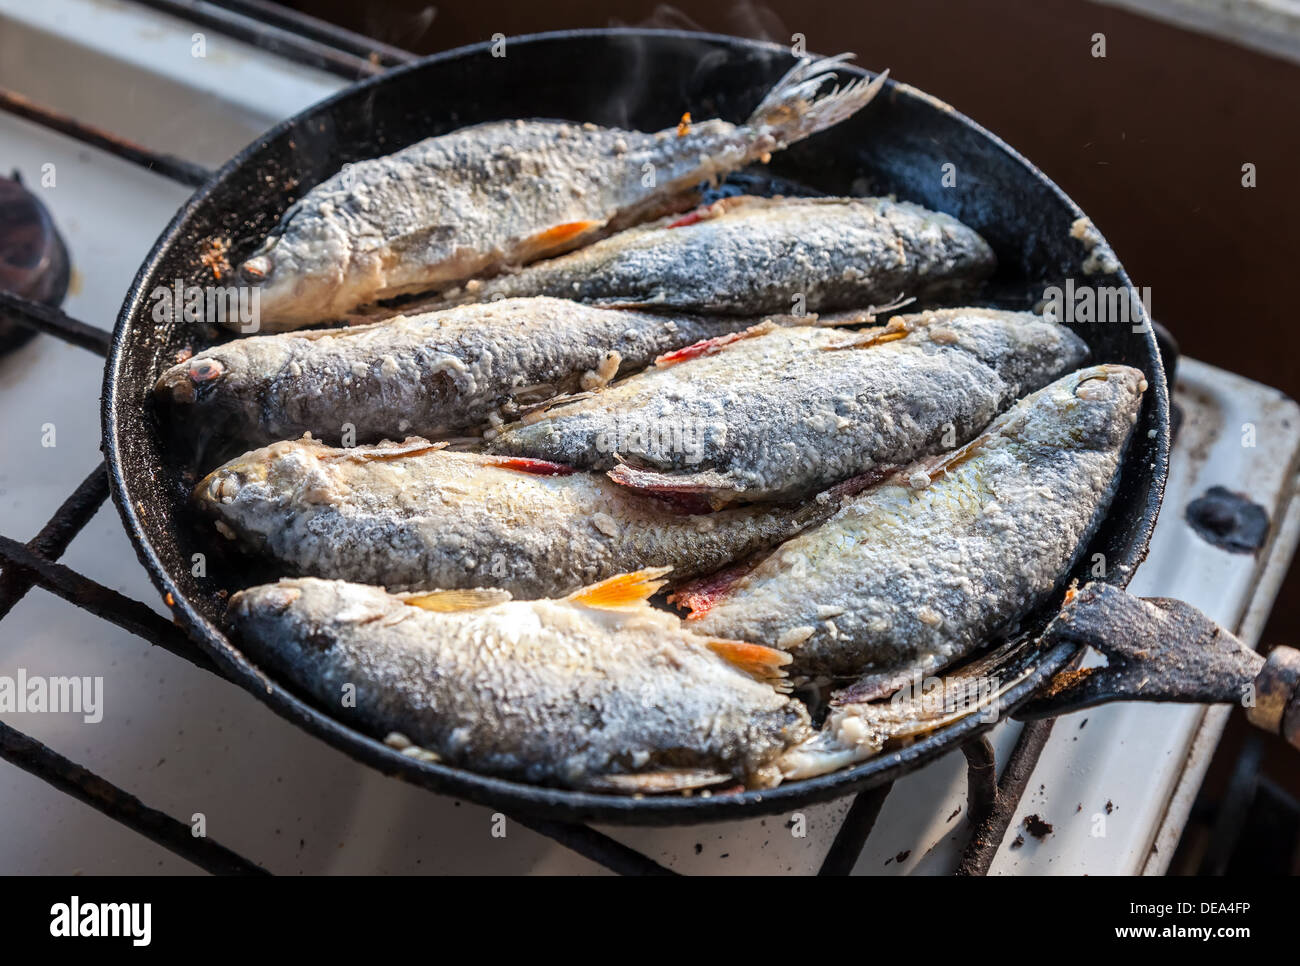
xmin=103 ymin=29 xmax=1177 ymax=825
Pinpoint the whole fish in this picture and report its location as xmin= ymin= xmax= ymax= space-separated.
xmin=674 ymin=364 xmax=1146 ymax=688
xmin=485 ymin=309 xmax=1090 ymax=504
xmin=154 ymin=297 xmax=757 ymax=449
xmin=234 ymin=55 xmax=888 ymax=330
xmin=227 ymin=570 xmax=822 ymax=791
xmin=428 ymin=195 xmax=995 ymax=316
xmin=195 ymin=436 xmax=827 ymax=598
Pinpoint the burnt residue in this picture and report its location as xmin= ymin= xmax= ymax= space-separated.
xmin=1185 ymin=486 xmax=1269 ymax=553
xmin=1023 ymin=814 xmax=1054 ymax=840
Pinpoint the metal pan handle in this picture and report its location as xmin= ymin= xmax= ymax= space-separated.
xmin=1013 ymin=582 xmax=1300 ymax=752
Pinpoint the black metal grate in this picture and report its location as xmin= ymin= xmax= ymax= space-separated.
xmin=0 ymin=0 xmax=1052 ymax=875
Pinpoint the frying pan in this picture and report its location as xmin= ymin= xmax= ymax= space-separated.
xmin=100 ymin=29 xmax=1281 ymax=826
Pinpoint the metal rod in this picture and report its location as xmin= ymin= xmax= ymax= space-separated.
xmin=954 ymin=719 xmax=1057 ymax=876
xmin=0 ymin=291 xmax=111 ymax=356
xmin=0 ymin=535 xmax=219 ymax=675
xmin=961 ymin=735 xmax=998 ymax=827
xmin=0 ymin=720 xmax=267 ymax=874
xmin=129 ymin=0 xmax=387 ymax=79
xmin=1200 ymin=731 xmax=1266 ymax=875
xmin=817 ymin=782 xmax=893 ymax=875
xmin=210 ymin=0 xmax=417 ymax=66
xmin=513 ymin=817 xmax=678 ymax=875
xmin=0 ymin=465 xmax=109 ymax=622
xmin=0 ymin=87 xmax=210 ymax=188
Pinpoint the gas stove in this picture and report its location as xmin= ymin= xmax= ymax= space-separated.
xmin=1 ymin=0 xmax=1297 ymax=875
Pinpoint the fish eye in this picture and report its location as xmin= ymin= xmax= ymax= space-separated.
xmin=189 ymin=359 xmax=224 ymax=382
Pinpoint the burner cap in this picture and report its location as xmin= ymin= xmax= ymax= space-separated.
xmin=0 ymin=171 xmax=71 ymax=353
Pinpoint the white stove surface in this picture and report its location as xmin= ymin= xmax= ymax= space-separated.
xmin=1 ymin=0 xmax=1297 ymax=875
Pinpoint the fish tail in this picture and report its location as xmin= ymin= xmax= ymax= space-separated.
xmin=747 ymin=53 xmax=889 ymax=144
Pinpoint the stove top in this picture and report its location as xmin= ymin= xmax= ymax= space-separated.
xmin=0 ymin=0 xmax=1297 ymax=875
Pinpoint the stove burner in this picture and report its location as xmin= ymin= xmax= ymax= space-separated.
xmin=1185 ymin=485 xmax=1270 ymax=554
xmin=0 ymin=171 xmax=71 ymax=352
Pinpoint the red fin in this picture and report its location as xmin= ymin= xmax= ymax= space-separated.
xmin=668 ymin=556 xmax=762 ymax=620
xmin=653 ymin=321 xmax=779 ymax=367
xmin=483 ymin=456 xmax=577 ymax=477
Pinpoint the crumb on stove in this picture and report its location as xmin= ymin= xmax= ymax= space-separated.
xmin=1023 ymin=814 xmax=1054 ymax=840
xmin=1010 ymin=834 xmax=1025 ymax=850
xmin=1105 ymin=800 xmax=1115 ymax=814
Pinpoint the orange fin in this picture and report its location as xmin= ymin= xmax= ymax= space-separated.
xmin=706 ymin=638 xmax=792 ymax=689
xmin=525 ymin=219 xmax=603 ymax=255
xmin=822 ymin=316 xmax=913 ymax=351
xmin=403 ymin=588 xmax=511 ymax=612
xmin=582 ymin=769 xmax=733 ymax=794
xmin=567 ymin=567 xmax=672 ymax=610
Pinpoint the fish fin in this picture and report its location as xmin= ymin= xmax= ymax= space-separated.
xmin=521 ymin=219 xmax=604 ymax=258
xmin=581 ymin=769 xmax=734 ymax=794
xmin=606 ymin=463 xmax=742 ymax=505
xmin=831 ymin=665 xmax=931 ymax=705
xmin=653 ymin=320 xmax=779 ymax=367
xmin=747 ymin=54 xmax=889 ymax=145
xmin=812 ymin=295 xmax=916 ymax=328
xmin=822 ymin=315 xmax=914 ymax=350
xmin=480 ymin=455 xmax=577 ymax=476
xmin=776 ymin=724 xmax=884 ymax=781
xmin=403 ymin=588 xmax=512 ymax=612
xmin=668 ymin=557 xmax=763 ymax=619
xmin=335 ymin=438 xmax=448 ymax=462
xmin=567 ymin=567 xmax=673 ymax=609
xmin=705 ymin=638 xmax=792 ymax=690
xmin=510 ymin=390 xmax=595 ymax=418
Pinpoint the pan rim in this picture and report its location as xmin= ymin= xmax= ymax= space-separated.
xmin=101 ymin=28 xmax=1170 ymax=825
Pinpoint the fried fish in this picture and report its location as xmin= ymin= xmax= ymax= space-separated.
xmin=486 ymin=309 xmax=1090 ymax=505
xmin=235 ymin=55 xmax=887 ymax=330
xmin=674 ymin=365 xmax=1146 ymax=688
xmin=227 ymin=570 xmax=819 ymax=791
xmin=196 ymin=437 xmax=825 ymax=597
xmin=427 ymin=195 xmax=995 ymax=316
xmin=155 ymin=297 xmax=757 ymax=449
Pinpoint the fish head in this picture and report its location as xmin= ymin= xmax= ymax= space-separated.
xmin=154 ymin=354 xmax=226 ymax=406
xmin=194 ymin=437 xmax=335 ymax=515
xmin=1014 ymin=363 xmax=1147 ymax=451
xmin=235 ymin=219 xmax=353 ymax=330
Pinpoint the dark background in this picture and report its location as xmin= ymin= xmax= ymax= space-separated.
xmin=283 ymin=0 xmax=1300 ymax=871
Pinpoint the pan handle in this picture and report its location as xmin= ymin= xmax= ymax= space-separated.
xmin=1013 ymin=582 xmax=1300 ymax=752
